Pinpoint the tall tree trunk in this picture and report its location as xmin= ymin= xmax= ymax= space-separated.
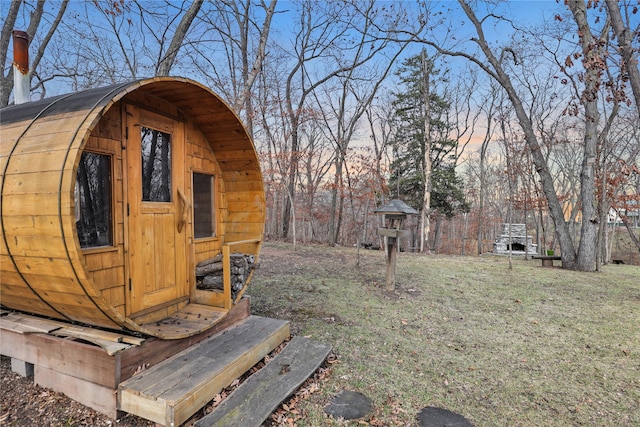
xmin=500 ymin=112 xmax=515 ymax=270
xmin=421 ymin=49 xmax=432 ymax=253
xmin=596 ymin=159 xmax=608 ymax=271
xmin=335 ymin=175 xmax=345 ymax=244
xmin=431 ymin=215 xmax=443 ymax=253
xmin=461 ymin=212 xmax=469 ymax=255
xmin=282 ymin=125 xmax=299 ymax=239
xmin=568 ymin=1 xmax=606 ymax=271
xmin=328 ymin=155 xmax=341 ymax=245
xmin=477 ymin=128 xmax=491 ymax=255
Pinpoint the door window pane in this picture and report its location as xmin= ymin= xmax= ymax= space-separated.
xmin=141 ymin=127 xmax=171 ymax=202
xmin=76 ymin=152 xmax=112 ymax=248
xmin=193 ymin=172 xmax=215 ymax=238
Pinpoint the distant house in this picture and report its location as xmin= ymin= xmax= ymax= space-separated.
xmin=608 ymin=200 xmax=640 ymax=228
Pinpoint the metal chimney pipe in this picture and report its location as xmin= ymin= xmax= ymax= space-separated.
xmin=12 ymin=30 xmax=30 ymax=104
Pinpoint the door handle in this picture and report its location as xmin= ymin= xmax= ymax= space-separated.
xmin=177 ymin=188 xmax=190 ymax=233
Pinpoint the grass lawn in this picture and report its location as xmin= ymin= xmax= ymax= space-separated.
xmin=249 ymin=242 xmax=640 ymax=426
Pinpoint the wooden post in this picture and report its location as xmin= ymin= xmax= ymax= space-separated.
xmin=375 ymin=200 xmax=417 ymax=291
xmin=384 ymin=217 xmax=404 ymax=291
xmin=386 ymin=236 xmax=397 ymax=290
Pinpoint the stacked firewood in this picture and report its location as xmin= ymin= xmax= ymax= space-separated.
xmin=196 ymin=253 xmax=256 ymax=299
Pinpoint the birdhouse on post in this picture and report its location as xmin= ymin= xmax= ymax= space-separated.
xmin=375 ymin=199 xmax=419 ymax=291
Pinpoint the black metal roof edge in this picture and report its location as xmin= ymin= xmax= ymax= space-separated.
xmin=0 ymin=80 xmax=140 ymax=126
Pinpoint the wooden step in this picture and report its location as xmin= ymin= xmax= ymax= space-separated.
xmin=117 ymin=315 xmax=290 ymax=427
xmin=195 ymin=336 xmax=332 ymax=427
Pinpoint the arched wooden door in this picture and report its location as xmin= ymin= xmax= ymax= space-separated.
xmin=124 ymin=105 xmax=189 ymax=316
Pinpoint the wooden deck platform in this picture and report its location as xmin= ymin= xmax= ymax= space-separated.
xmin=137 ymin=303 xmax=228 ymax=339
xmin=118 ymin=315 xmax=290 ymax=427
xmin=195 ymin=336 xmax=331 ymax=427
xmin=0 ymin=298 xmax=251 ymax=419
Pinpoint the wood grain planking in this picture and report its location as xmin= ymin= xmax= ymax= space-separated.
xmin=0 ymin=298 xmax=60 ymax=318
xmin=224 ymin=223 xmax=265 ymax=238
xmin=162 ymin=213 xmax=176 ymax=290
xmin=216 ymin=159 xmax=258 ymax=172
xmin=10 ymin=109 xmax=90 ymax=133
xmin=224 ymin=191 xmax=265 ymax=203
xmin=0 ymin=312 xmax=65 ymax=334
xmin=50 ymin=329 xmax=131 ymax=356
xmin=11 ymin=273 xmax=84 ymax=294
xmin=123 ymin=91 xmax=180 ymax=118
xmin=103 ymin=285 xmax=126 ymax=307
xmin=192 ymin=289 xmax=226 ymax=307
xmin=91 ymin=266 xmax=125 ymax=291
xmin=10 ymin=255 xmax=76 ymax=278
xmin=2 ymin=215 xmax=71 ymax=237
xmin=28 ymin=294 xmax=120 ymax=327
xmin=35 ymin=365 xmax=118 ymax=419
xmin=195 ymin=336 xmax=331 ymax=427
xmin=120 ymin=316 xmax=285 ymax=393
xmin=153 ymin=214 xmax=166 ymax=292
xmin=84 ymin=252 xmax=104 ymax=271
xmin=136 ymin=308 xmax=225 ymax=339
xmin=2 ymin=193 xmax=61 ymax=216
xmin=96 ymin=244 xmax=125 ymax=269
xmin=225 ymin=211 xmax=264 ymax=224
xmin=2 ymin=170 xmax=65 ymax=194
xmin=175 ymin=303 xmax=226 ymax=317
xmin=171 ymin=319 xmax=289 ymax=427
xmin=0 ymin=328 xmax=118 ymax=388
xmin=118 ymin=315 xmax=289 ymax=427
xmin=3 ymin=149 xmax=72 ymax=175
xmin=221 ymin=180 xmax=263 ymax=192
xmin=6 ymin=131 xmax=80 ymax=155
xmin=210 ymin=149 xmax=255 ymax=161
xmin=118 ymin=298 xmax=249 ymax=380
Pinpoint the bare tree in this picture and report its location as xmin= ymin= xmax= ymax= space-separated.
xmin=194 ymin=0 xmax=277 ymax=134
xmin=155 ymin=0 xmax=204 ymax=76
xmin=476 ymin=82 xmax=499 ymax=255
xmin=279 ymin=0 xmax=348 ymax=240
xmin=605 ymin=0 xmax=640 ymax=118
xmin=565 ymin=1 xmax=609 ymax=271
xmin=1 ymin=0 xmax=68 ymax=106
xmin=314 ymin=2 xmax=420 ymax=247
xmin=416 ymin=0 xmax=625 ymax=270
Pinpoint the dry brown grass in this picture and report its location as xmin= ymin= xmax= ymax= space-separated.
xmin=249 ymin=242 xmax=640 ymax=426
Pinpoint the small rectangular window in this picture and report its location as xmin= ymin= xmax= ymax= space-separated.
xmin=76 ymin=152 xmax=113 ymax=248
xmin=141 ymin=126 xmax=172 ymax=202
xmin=193 ymin=172 xmax=215 ymax=238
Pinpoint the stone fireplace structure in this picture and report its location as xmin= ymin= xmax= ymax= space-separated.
xmin=493 ymin=223 xmax=538 ymax=255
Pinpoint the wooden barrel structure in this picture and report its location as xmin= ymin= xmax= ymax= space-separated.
xmin=0 ymin=77 xmax=265 ymax=339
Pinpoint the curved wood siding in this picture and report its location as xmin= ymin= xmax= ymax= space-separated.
xmin=0 ymin=77 xmax=265 ymax=338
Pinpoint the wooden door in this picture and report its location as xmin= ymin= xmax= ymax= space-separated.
xmin=125 ymin=105 xmax=188 ymax=316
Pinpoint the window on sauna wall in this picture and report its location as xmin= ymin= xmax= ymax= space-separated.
xmin=141 ymin=127 xmax=172 ymax=202
xmin=75 ymin=152 xmax=113 ymax=248
xmin=193 ymin=172 xmax=215 ymax=238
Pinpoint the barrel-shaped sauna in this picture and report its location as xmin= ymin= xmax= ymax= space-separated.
xmin=1 ymin=77 xmax=265 ymax=339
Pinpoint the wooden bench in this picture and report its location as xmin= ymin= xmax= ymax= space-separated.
xmin=532 ymin=255 xmax=561 ymax=267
